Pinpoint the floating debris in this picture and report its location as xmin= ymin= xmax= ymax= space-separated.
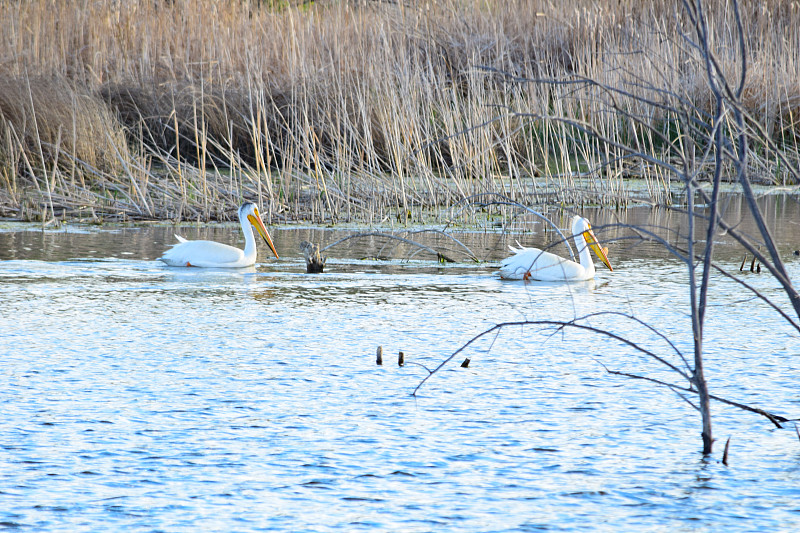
xmin=300 ymin=240 xmax=326 ymax=273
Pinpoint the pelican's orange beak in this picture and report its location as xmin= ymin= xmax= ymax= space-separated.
xmin=248 ymin=208 xmax=279 ymax=259
xmin=582 ymin=227 xmax=613 ymax=271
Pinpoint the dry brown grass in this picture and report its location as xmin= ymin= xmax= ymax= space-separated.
xmin=0 ymin=0 xmax=798 ymax=222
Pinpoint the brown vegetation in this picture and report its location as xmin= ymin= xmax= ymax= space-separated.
xmin=0 ymin=0 xmax=798 ymax=222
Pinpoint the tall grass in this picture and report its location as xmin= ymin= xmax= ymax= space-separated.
xmin=0 ymin=0 xmax=798 ymax=222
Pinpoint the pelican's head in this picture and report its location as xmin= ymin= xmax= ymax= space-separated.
xmin=240 ymin=203 xmax=279 ymax=259
xmin=574 ymin=216 xmax=613 ymax=271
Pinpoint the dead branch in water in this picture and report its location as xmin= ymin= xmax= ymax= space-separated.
xmin=410 ymin=0 xmax=800 ymax=455
xmin=448 ymin=193 xmax=577 ymax=260
xmin=321 ymin=231 xmax=477 ymax=263
xmin=412 ymin=313 xmax=798 ymax=430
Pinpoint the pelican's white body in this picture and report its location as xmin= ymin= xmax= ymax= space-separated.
xmin=159 ymin=203 xmax=275 ymax=268
xmin=160 ymin=235 xmax=258 ymax=268
xmin=499 ymin=216 xmax=607 ymax=281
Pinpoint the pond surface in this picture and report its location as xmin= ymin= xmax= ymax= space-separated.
xmin=1 ymin=200 xmax=800 ymax=532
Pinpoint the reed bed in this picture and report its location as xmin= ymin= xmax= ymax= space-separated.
xmin=0 ymin=0 xmax=798 ymax=223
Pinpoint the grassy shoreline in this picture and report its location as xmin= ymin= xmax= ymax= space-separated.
xmin=1 ymin=0 xmax=798 ymax=223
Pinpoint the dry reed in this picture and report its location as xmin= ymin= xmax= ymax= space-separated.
xmin=0 ymin=0 xmax=798 ymax=222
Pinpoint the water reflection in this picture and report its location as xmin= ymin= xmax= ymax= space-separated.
xmin=2 ymin=198 xmax=799 ymax=267
xmin=1 ymin=200 xmax=800 ymax=531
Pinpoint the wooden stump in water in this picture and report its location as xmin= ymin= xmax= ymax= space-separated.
xmin=740 ymin=254 xmax=762 ymax=273
xmin=300 ymin=241 xmax=326 ymax=273
xmin=722 ymin=436 xmax=731 ymax=466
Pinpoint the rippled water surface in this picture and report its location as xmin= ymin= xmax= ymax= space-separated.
xmin=2 ymin=203 xmax=800 ymax=532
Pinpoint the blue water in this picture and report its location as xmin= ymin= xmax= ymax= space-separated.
xmin=1 ymin=217 xmax=799 ymax=532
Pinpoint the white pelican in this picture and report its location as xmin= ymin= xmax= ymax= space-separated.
xmin=159 ymin=203 xmax=279 ymax=268
xmin=499 ymin=215 xmax=613 ymax=281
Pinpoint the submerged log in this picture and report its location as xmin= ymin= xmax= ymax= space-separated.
xmin=300 ymin=241 xmax=326 ymax=273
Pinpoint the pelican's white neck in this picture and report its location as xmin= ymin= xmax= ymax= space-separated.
xmin=571 ymin=217 xmax=596 ymax=277
xmin=240 ymin=211 xmax=258 ymax=261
